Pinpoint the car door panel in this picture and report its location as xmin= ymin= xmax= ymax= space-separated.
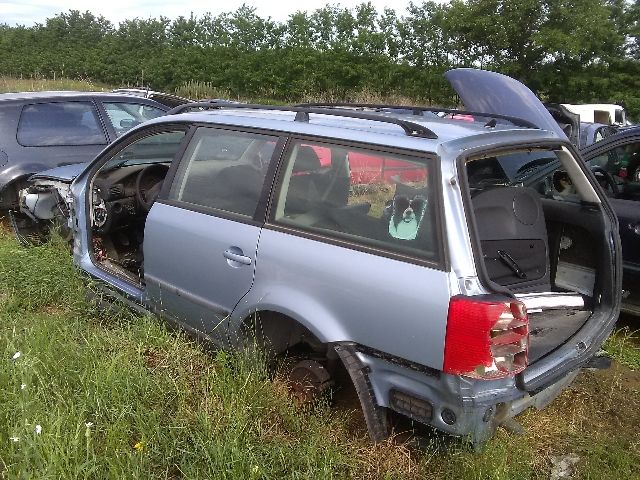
xmin=582 ymin=135 xmax=640 ymax=271
xmin=141 ymin=127 xmax=281 ymax=343
xmin=144 ymin=201 xmax=260 ymax=341
xmin=609 ymin=198 xmax=640 ymax=269
xmin=247 ymin=228 xmax=450 ymax=368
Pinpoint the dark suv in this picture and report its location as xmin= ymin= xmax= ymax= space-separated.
xmin=0 ymin=91 xmax=170 ymax=210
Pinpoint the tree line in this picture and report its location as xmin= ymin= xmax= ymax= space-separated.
xmin=1 ymin=1 xmax=638 ymax=117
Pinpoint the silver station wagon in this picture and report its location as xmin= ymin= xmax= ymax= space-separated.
xmin=17 ymin=69 xmax=621 ymax=445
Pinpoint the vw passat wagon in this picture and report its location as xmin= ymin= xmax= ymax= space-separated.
xmin=19 ymin=69 xmax=621 ymax=445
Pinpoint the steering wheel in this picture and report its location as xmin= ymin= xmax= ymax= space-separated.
xmin=591 ymin=166 xmax=619 ymax=197
xmin=135 ymin=164 xmax=168 ymax=212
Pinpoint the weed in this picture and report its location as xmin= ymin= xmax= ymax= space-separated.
xmin=175 ymin=81 xmax=236 ymax=102
xmin=604 ymin=327 xmax=640 ymax=370
xmin=0 ymin=76 xmax=110 ymax=94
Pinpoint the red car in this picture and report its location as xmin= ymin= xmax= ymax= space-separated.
xmin=307 ymin=145 xmax=427 ymax=185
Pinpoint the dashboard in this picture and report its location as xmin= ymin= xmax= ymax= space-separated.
xmin=91 ymin=163 xmax=169 ymax=233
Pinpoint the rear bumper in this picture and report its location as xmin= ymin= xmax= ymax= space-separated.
xmin=353 ymin=346 xmax=581 ymax=444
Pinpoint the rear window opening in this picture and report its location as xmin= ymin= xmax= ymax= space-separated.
xmin=464 ymin=147 xmax=608 ymax=362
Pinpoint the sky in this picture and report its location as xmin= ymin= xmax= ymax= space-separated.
xmin=0 ymin=1 xmax=422 ymax=27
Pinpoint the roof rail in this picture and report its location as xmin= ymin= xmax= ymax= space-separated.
xmin=166 ymin=101 xmax=438 ymax=139
xmin=298 ymin=102 xmax=539 ymax=129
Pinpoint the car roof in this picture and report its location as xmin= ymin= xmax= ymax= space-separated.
xmin=148 ymin=107 xmax=564 ymax=154
xmin=0 ymin=91 xmax=169 ymax=103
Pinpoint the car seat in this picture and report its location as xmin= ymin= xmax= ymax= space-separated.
xmin=208 ymin=164 xmax=265 ymax=217
xmin=284 ymin=146 xmax=324 ymax=215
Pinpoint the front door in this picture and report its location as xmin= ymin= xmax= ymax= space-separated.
xmin=584 ymin=137 xmax=640 ymax=269
xmin=143 ymin=126 xmax=281 ymax=343
xmin=584 ymin=136 xmax=640 ymax=310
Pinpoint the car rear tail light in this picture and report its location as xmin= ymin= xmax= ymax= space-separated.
xmin=443 ymin=296 xmax=528 ymax=379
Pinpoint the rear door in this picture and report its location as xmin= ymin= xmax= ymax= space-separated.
xmin=13 ymin=100 xmax=109 ymax=167
xmin=245 ymin=138 xmax=451 ymax=369
xmin=143 ymin=126 xmax=283 ymax=342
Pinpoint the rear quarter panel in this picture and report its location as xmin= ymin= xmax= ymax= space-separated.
xmin=233 ymin=229 xmax=452 ymax=369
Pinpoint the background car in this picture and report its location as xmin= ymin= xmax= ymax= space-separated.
xmin=579 ymin=121 xmax=618 ymax=148
xmin=0 ymin=91 xmax=173 ymax=212
xmin=110 ymin=88 xmax=191 ymax=109
xmin=563 ymin=103 xmax=630 ymax=126
xmin=580 ymin=126 xmax=640 ymax=314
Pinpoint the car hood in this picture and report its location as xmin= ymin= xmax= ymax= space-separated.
xmin=29 ymin=162 xmax=89 ymax=182
xmin=445 ymin=68 xmax=568 ymax=141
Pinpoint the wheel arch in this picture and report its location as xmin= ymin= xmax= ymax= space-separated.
xmin=236 ymin=308 xmax=333 ymax=356
xmin=231 ymin=290 xmax=351 ymax=355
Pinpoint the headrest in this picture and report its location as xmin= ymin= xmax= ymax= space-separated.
xmin=293 ymin=145 xmax=321 ymax=173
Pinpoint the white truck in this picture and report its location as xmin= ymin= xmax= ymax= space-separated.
xmin=562 ymin=103 xmax=630 ymax=126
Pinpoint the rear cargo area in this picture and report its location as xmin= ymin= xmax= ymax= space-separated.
xmin=465 ymin=147 xmax=612 ymax=362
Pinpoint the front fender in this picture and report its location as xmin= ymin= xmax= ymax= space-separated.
xmin=0 ymin=162 xmax=52 ymax=192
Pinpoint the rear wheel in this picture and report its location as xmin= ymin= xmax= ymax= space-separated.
xmin=286 ymin=359 xmax=334 ymax=404
xmin=243 ymin=313 xmax=391 ymax=441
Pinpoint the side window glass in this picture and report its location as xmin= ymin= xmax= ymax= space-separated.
xmin=103 ymin=102 xmax=166 ymax=137
xmin=586 ymin=152 xmax=609 ymax=171
xmin=17 ymin=101 xmax=107 ymax=146
xmin=594 ymin=130 xmax=604 ymax=143
xmin=101 ymin=130 xmax=187 ymax=171
xmin=169 ymin=128 xmax=278 ymax=217
xmin=274 ymin=140 xmax=438 ymax=262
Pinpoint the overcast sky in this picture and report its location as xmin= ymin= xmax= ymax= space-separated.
xmin=0 ymin=1 xmax=427 ymax=26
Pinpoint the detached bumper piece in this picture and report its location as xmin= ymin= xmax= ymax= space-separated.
xmin=334 ymin=343 xmax=390 ymax=443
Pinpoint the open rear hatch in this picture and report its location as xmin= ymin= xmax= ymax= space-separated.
xmin=446 ymin=68 xmax=620 ymax=388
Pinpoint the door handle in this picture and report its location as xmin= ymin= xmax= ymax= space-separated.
xmin=223 ymin=249 xmax=252 ymax=265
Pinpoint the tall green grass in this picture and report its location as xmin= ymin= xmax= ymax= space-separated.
xmin=174 ymin=80 xmax=421 ymax=106
xmin=174 ymin=81 xmax=235 ymax=102
xmin=604 ymin=326 xmax=640 ymax=370
xmin=0 ymin=227 xmax=638 ymax=478
xmin=0 ymin=234 xmax=362 ymax=478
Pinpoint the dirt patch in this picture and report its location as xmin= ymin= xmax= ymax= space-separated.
xmin=142 ymin=348 xmax=167 ymax=369
xmin=0 ymin=215 xmax=10 ymax=233
xmin=41 ymin=304 xmax=70 ymax=316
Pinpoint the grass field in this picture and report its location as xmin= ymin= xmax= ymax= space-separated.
xmin=0 ymin=221 xmax=638 ymax=479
